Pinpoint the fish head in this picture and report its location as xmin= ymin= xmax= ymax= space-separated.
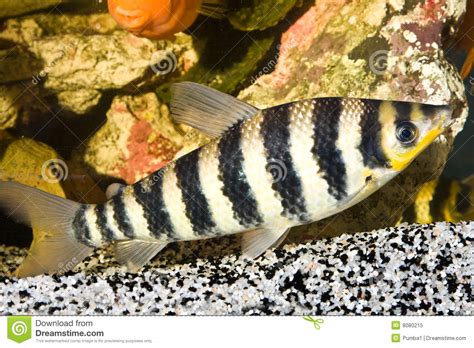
xmin=108 ymin=0 xmax=200 ymax=39
xmin=369 ymin=101 xmax=452 ymax=187
xmin=107 ymin=0 xmax=159 ymax=32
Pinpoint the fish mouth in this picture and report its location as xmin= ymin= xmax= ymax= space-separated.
xmin=114 ymin=6 xmax=150 ymax=30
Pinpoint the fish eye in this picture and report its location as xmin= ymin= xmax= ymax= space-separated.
xmin=396 ymin=121 xmax=419 ymax=145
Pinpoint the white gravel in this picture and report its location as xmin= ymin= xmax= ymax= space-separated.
xmin=0 ymin=221 xmax=472 ymax=315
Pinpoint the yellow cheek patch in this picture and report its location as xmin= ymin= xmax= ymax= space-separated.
xmin=389 ymin=126 xmax=442 ymax=171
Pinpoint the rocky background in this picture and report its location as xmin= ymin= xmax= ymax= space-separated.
xmin=0 ymin=0 xmax=472 ymax=257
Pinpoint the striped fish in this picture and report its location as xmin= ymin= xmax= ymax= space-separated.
xmin=0 ymin=82 xmax=453 ymax=277
xmin=400 ymin=175 xmax=474 ymax=224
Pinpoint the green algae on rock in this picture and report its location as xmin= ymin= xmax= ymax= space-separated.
xmin=228 ymin=0 xmax=300 ymax=31
xmin=156 ymin=30 xmax=275 ymax=103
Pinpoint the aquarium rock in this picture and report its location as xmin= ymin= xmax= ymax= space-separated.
xmin=228 ymin=0 xmax=300 ymax=31
xmin=0 ymin=0 xmax=61 ymax=19
xmin=0 ymin=16 xmax=194 ymax=116
xmin=79 ymin=93 xmax=183 ymax=184
xmin=0 ymin=132 xmax=104 ymax=203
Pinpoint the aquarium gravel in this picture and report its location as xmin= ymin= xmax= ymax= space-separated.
xmin=0 ymin=221 xmax=472 ymax=315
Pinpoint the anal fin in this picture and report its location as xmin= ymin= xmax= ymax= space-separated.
xmin=115 ymin=240 xmax=168 ymax=272
xmin=241 ymin=227 xmax=290 ymax=259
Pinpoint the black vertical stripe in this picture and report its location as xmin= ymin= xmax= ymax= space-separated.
xmin=95 ymin=204 xmax=115 ymax=242
xmin=430 ymin=178 xmax=451 ymax=222
xmin=111 ymin=193 xmax=135 ymax=238
xmin=174 ymin=149 xmax=216 ymax=236
xmin=260 ymin=103 xmax=309 ymax=222
xmin=72 ymin=205 xmax=95 ymax=247
xmin=311 ymin=98 xmax=347 ymax=201
xmin=393 ymin=101 xmax=412 ymax=123
xmin=358 ymin=99 xmax=388 ymax=168
xmin=133 ymin=172 xmax=176 ymax=240
xmin=217 ymin=120 xmax=263 ymax=228
xmin=420 ymin=104 xmax=450 ymax=118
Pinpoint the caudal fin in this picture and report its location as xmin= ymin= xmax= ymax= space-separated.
xmin=0 ymin=181 xmax=93 ymax=277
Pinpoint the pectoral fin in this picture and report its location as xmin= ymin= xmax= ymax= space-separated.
xmin=115 ymin=240 xmax=168 ymax=272
xmin=241 ymin=227 xmax=290 ymax=259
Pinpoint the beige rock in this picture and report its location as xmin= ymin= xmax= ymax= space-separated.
xmin=0 ymin=0 xmax=61 ymax=19
xmin=80 ymin=93 xmax=183 ymax=184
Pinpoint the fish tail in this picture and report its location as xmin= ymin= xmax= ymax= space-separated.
xmin=0 ymin=181 xmax=93 ymax=277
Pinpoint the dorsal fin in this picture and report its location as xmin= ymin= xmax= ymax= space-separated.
xmin=170 ymin=82 xmax=259 ymax=137
xmin=198 ymin=0 xmax=227 ymax=19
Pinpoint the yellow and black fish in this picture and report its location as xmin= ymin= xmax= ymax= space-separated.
xmin=400 ymin=176 xmax=474 ymax=224
xmin=0 ymin=82 xmax=452 ymax=276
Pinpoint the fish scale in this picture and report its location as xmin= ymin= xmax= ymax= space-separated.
xmin=217 ymin=120 xmax=263 ymax=228
xmin=311 ymin=98 xmax=347 ymax=201
xmin=133 ymin=173 xmax=176 ymax=241
xmin=198 ymin=140 xmax=244 ymax=234
xmin=0 ymin=82 xmax=452 ymax=276
xmin=260 ymin=103 xmax=309 ymax=223
xmin=75 ymin=97 xmax=448 ymax=244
